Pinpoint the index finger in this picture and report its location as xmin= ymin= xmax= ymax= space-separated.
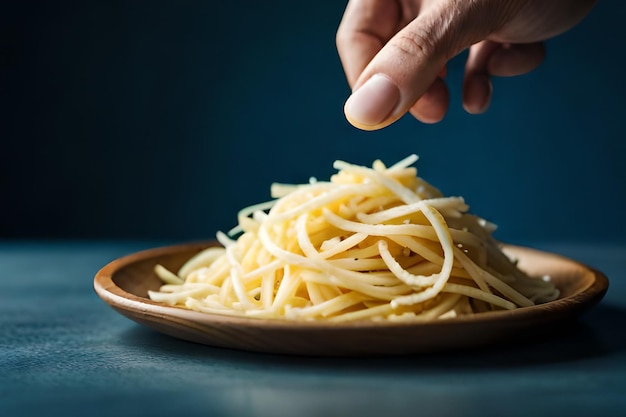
xmin=336 ymin=0 xmax=403 ymax=88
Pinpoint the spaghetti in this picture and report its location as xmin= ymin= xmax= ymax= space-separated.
xmin=148 ymin=155 xmax=559 ymax=322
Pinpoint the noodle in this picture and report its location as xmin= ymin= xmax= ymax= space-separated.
xmin=148 ymin=155 xmax=559 ymax=321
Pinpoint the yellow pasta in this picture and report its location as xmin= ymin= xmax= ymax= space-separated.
xmin=148 ymin=155 xmax=559 ymax=322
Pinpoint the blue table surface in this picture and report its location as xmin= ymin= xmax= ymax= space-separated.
xmin=1 ymin=240 xmax=625 ymax=417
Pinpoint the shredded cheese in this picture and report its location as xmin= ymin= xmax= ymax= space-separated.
xmin=148 ymin=155 xmax=559 ymax=322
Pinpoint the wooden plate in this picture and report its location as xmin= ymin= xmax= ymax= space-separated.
xmin=94 ymin=241 xmax=609 ymax=356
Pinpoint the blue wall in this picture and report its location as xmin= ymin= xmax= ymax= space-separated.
xmin=2 ymin=1 xmax=625 ymax=244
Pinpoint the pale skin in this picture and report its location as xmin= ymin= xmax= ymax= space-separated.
xmin=336 ymin=0 xmax=597 ymax=130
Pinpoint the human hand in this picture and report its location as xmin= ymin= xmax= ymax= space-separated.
xmin=336 ymin=0 xmax=596 ymax=130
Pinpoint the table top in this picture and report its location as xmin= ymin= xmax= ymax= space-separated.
xmin=2 ymin=240 xmax=625 ymax=417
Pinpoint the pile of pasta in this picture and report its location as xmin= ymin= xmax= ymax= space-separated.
xmin=149 ymin=155 xmax=559 ymax=322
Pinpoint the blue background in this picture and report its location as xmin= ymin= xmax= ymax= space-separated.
xmin=2 ymin=1 xmax=625 ymax=244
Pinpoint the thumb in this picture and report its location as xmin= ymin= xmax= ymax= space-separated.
xmin=343 ymin=0 xmax=514 ymax=130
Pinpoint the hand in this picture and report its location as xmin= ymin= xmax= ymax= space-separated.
xmin=336 ymin=0 xmax=596 ymax=130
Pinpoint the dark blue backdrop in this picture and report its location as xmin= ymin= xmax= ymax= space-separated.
xmin=2 ymin=1 xmax=625 ymax=244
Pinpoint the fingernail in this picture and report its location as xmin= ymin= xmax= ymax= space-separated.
xmin=463 ymin=74 xmax=492 ymax=114
xmin=344 ymin=74 xmax=400 ymax=127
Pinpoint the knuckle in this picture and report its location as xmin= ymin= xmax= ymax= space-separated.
xmin=335 ymin=29 xmax=346 ymax=50
xmin=390 ymin=28 xmax=440 ymax=60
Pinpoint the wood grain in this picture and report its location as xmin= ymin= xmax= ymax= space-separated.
xmin=93 ymin=241 xmax=609 ymax=356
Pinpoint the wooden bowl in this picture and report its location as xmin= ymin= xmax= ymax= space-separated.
xmin=94 ymin=241 xmax=609 ymax=356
